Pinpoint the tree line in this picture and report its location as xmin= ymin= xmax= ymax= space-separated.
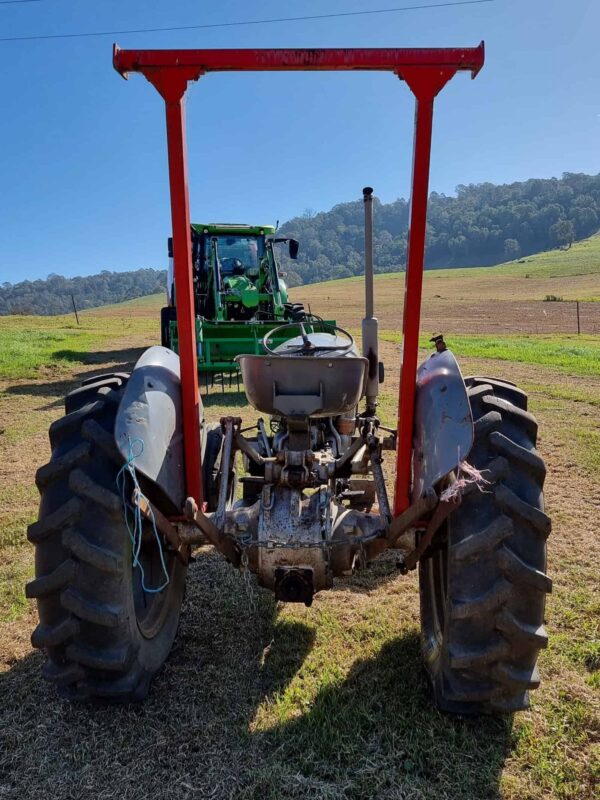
xmin=278 ymin=171 xmax=600 ymax=284
xmin=2 ymin=172 xmax=598 ymax=314
xmin=0 ymin=269 xmax=166 ymax=316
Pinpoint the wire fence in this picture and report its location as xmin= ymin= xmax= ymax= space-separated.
xmin=420 ymin=300 xmax=600 ymax=336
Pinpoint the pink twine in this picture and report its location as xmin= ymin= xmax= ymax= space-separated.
xmin=440 ymin=459 xmax=490 ymax=502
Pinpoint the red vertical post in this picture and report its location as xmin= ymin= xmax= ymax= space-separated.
xmin=393 ymin=68 xmax=455 ymax=514
xmin=146 ymin=69 xmax=203 ymax=504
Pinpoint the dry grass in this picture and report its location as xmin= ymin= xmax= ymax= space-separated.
xmin=0 ymin=295 xmax=599 ymax=799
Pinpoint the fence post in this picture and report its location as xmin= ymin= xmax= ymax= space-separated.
xmin=71 ymin=294 xmax=80 ymax=326
xmin=576 ymin=300 xmax=580 ymax=335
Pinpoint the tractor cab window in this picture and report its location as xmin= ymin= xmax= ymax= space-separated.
xmin=210 ymin=235 xmax=265 ymax=276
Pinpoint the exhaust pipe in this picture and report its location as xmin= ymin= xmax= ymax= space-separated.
xmin=362 ymin=187 xmax=379 ymax=414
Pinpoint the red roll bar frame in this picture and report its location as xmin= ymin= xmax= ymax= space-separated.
xmin=113 ymin=43 xmax=485 ymax=513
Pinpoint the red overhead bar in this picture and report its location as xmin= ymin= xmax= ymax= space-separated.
xmin=113 ymin=45 xmax=484 ymax=78
xmin=113 ymin=44 xmax=484 ymax=512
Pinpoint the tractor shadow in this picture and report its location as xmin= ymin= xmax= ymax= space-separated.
xmin=255 ymin=635 xmax=513 ymax=799
xmin=1 ymin=549 xmax=513 ymax=800
xmin=52 ymin=345 xmax=148 ymax=368
xmin=202 ymin=389 xmax=248 ymax=409
xmin=2 ymin=347 xmax=148 ymax=409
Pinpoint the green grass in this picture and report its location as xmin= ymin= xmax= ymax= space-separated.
xmin=574 ymin=427 xmax=600 ymax=477
xmin=86 ymin=292 xmax=165 ymax=313
xmin=379 ymin=332 xmax=600 ymax=377
xmin=522 ymin=382 xmax=600 ymax=408
xmin=0 ymin=326 xmax=99 ymax=379
xmin=509 ymin=692 xmax=599 ymax=799
xmin=0 ymin=311 xmax=156 ymax=379
xmin=294 ymin=231 xmax=600 ymax=309
xmin=305 ymin=232 xmax=600 ymax=287
xmin=0 ymin=554 xmax=32 ymax=621
xmin=428 ymin=232 xmax=600 ymax=281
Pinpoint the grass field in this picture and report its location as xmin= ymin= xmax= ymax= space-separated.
xmin=296 ymin=231 xmax=600 ymax=299
xmin=0 ymin=301 xmax=158 ymax=379
xmin=380 ymin=333 xmax=600 ymax=377
xmin=0 ymin=249 xmax=599 ymax=799
xmin=294 ymin=234 xmax=600 ymax=335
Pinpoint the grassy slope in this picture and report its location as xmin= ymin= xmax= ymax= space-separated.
xmin=295 ymin=232 xmax=600 ymax=302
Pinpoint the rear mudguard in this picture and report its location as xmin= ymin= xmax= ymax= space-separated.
xmin=412 ymin=349 xmax=474 ymax=499
xmin=114 ymin=346 xmax=187 ymax=512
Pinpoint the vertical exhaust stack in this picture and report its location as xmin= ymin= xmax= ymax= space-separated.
xmin=362 ymin=187 xmax=379 ymax=414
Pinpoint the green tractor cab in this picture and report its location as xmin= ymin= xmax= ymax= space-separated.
xmin=161 ymin=223 xmax=334 ymax=374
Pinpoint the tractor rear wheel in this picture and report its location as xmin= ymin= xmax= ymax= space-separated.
xmin=27 ymin=374 xmax=187 ymax=701
xmin=419 ymin=377 xmax=552 ymax=714
xmin=284 ymin=302 xmax=307 ymax=322
xmin=160 ymin=306 xmax=176 ymax=349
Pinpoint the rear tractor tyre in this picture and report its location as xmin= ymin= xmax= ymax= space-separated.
xmin=419 ymin=377 xmax=552 ymax=714
xmin=284 ymin=302 xmax=307 ymax=322
xmin=27 ymin=374 xmax=187 ymax=702
xmin=160 ymin=306 xmax=176 ymax=349
xmin=202 ymin=422 xmax=238 ymax=512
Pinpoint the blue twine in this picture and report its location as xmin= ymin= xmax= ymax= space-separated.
xmin=116 ymin=437 xmax=170 ymax=594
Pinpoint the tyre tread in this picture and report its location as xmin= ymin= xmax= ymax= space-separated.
xmin=420 ymin=379 xmax=551 ymax=715
xmin=29 ymin=374 xmax=186 ymax=703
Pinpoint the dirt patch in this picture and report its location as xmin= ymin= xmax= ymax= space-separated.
xmin=295 ymin=283 xmax=600 ymax=334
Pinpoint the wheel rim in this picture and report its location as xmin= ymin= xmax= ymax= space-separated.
xmin=132 ymin=534 xmax=180 ymax=639
xmin=430 ymin=544 xmax=448 ymax=637
xmin=420 ymin=530 xmax=449 ymax=666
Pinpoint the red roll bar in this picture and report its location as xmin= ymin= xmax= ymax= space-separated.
xmin=113 ymin=44 xmax=485 ymax=513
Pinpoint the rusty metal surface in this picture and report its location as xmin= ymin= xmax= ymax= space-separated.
xmin=134 ymin=489 xmax=188 ymax=565
xmin=183 ymin=496 xmax=241 ymax=566
xmin=412 ymin=349 xmax=474 ymax=499
xmin=214 ymin=419 xmax=234 ymax=531
xmin=403 ymin=495 xmax=461 ymax=572
xmin=386 ymin=488 xmax=438 ymax=548
xmin=256 ymin=486 xmax=332 ymax=594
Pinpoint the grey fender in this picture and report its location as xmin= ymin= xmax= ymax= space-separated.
xmin=115 ymin=346 xmax=186 ymax=512
xmin=412 ymin=349 xmax=474 ymax=499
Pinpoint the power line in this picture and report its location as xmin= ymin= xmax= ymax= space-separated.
xmin=0 ymin=1 xmax=41 ymax=5
xmin=0 ymin=0 xmax=494 ymax=42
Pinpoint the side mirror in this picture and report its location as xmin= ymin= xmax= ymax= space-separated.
xmin=272 ymin=236 xmax=300 ymax=260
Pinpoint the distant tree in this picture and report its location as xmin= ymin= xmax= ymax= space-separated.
xmin=571 ymin=205 xmax=598 ymax=237
xmin=503 ymin=238 xmax=521 ymax=260
xmin=549 ymin=219 xmax=575 ymax=249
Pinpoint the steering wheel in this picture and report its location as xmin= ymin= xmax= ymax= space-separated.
xmin=262 ymin=322 xmax=355 ymax=356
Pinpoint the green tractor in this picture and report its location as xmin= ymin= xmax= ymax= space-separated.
xmin=160 ymin=223 xmax=332 ymax=378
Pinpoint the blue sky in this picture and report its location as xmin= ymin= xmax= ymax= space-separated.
xmin=0 ymin=0 xmax=597 ymax=282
